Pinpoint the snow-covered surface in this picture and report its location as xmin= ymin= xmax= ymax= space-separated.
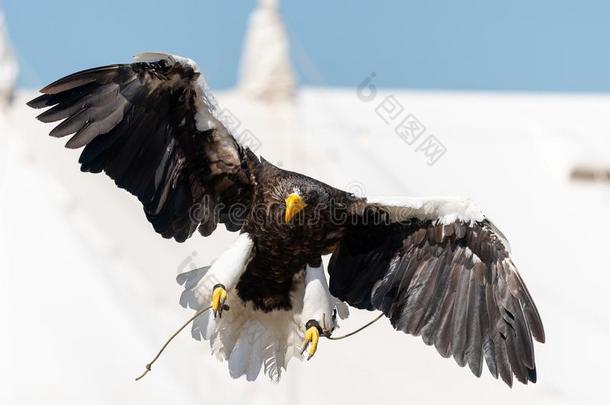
xmin=3 ymin=86 xmax=610 ymax=405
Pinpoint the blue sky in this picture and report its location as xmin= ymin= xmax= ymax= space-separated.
xmin=2 ymin=0 xmax=610 ymax=92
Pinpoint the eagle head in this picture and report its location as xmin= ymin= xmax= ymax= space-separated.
xmin=282 ymin=184 xmax=327 ymax=225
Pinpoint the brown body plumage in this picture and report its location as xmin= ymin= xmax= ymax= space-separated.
xmin=237 ymin=159 xmax=357 ymax=311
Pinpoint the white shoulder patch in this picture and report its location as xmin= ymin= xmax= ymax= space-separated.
xmin=367 ymin=197 xmax=485 ymax=224
xmin=132 ymin=52 xmax=176 ymax=64
xmin=133 ymin=52 xmax=199 ymax=71
xmin=132 ymin=52 xmax=226 ymax=133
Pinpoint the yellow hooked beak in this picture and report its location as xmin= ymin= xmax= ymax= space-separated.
xmin=285 ymin=193 xmax=307 ymax=223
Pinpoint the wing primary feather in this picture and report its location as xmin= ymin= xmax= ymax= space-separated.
xmin=48 ymin=106 xmax=89 ymax=138
xmin=450 ymin=259 xmax=472 ymax=367
xmin=496 ymin=334 xmax=514 ymax=387
xmin=407 ymin=251 xmax=446 ymax=336
xmin=66 ymin=102 xmax=127 ymax=149
xmin=464 ymin=282 xmax=484 ymax=377
xmin=40 ymin=64 xmax=121 ymax=94
xmin=402 ymin=260 xmax=436 ymax=334
xmin=420 ymin=249 xmax=454 ymax=345
xmin=506 ymin=331 xmax=528 ymax=384
xmin=433 ymin=291 xmax=456 ymax=358
xmin=510 ymin=265 xmax=545 ymax=343
xmin=511 ymin=299 xmax=535 ymax=369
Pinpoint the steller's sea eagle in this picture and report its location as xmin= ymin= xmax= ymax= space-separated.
xmin=28 ymin=53 xmax=544 ymax=385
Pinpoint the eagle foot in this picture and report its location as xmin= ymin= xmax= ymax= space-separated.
xmin=301 ymin=319 xmax=323 ymax=360
xmin=211 ymin=284 xmax=228 ymax=318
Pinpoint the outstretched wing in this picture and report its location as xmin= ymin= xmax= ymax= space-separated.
xmin=28 ymin=53 xmax=254 ymax=241
xmin=329 ymin=198 xmax=545 ymax=386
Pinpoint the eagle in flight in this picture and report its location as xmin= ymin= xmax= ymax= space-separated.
xmin=29 ymin=53 xmax=544 ymax=385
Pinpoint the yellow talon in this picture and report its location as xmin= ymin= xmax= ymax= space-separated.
xmin=211 ymin=284 xmax=228 ymax=318
xmin=301 ymin=321 xmax=321 ymax=360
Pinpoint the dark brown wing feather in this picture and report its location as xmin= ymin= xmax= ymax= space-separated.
xmin=329 ymin=211 xmax=544 ymax=387
xmin=28 ymin=54 xmax=254 ymax=241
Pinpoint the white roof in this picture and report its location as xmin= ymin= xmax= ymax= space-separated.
xmin=3 ymin=86 xmax=607 ymax=404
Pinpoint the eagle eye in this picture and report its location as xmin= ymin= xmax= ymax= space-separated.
xmin=303 ymin=190 xmax=319 ymax=205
